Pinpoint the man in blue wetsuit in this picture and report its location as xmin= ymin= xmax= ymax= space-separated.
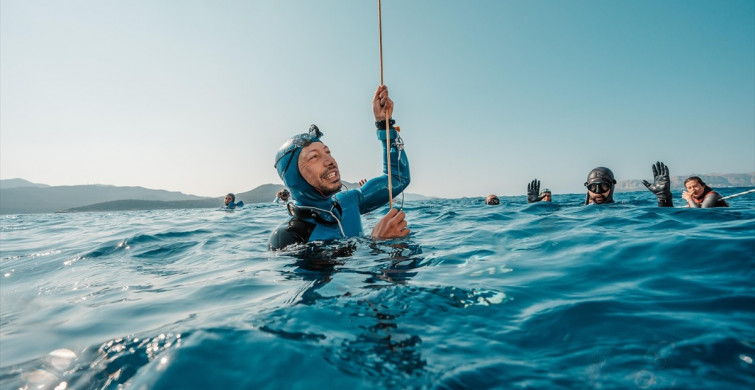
xmin=224 ymin=193 xmax=244 ymax=209
xmin=268 ymin=85 xmax=410 ymax=251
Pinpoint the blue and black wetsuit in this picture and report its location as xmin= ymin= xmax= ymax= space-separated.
xmin=268 ymin=124 xmax=409 ymax=251
xmin=225 ymin=193 xmax=243 ymax=209
xmin=226 ymin=201 xmax=244 ymax=209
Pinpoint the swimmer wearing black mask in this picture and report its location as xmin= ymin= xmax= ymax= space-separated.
xmin=584 ymin=167 xmax=617 ymax=205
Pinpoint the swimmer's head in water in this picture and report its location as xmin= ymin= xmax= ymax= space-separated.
xmin=683 ymin=176 xmax=712 ymax=199
xmin=274 ymin=125 xmax=337 ymax=205
xmin=486 ymin=195 xmax=500 ymax=205
xmin=540 ymin=188 xmax=552 ymax=202
xmin=225 ymin=193 xmax=235 ymax=205
xmin=584 ymin=167 xmax=616 ymax=204
xmin=683 ymin=176 xmax=706 ymax=188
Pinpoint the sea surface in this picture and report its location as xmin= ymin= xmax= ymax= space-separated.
xmin=1 ymin=189 xmax=754 ymax=389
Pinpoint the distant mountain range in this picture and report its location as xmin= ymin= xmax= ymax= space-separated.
xmin=0 ymin=179 xmax=209 ymax=214
xmin=0 ymin=178 xmax=51 ymax=189
xmin=2 ymin=174 xmax=751 ymax=214
xmin=0 ymin=178 xmax=433 ymax=214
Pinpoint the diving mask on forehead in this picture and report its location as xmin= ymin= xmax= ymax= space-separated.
xmin=274 ymin=124 xmax=324 ymax=177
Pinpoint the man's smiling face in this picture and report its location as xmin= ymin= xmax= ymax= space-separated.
xmin=298 ymin=142 xmax=341 ymax=196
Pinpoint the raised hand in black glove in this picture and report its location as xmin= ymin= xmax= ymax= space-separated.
xmin=527 ymin=179 xmax=545 ymax=203
xmin=642 ymin=161 xmax=673 ymax=207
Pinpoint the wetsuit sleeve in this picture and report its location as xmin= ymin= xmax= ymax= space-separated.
xmin=700 ymin=192 xmax=724 ymax=208
xmin=268 ymin=218 xmax=316 ymax=250
xmin=357 ymin=127 xmax=411 ymax=214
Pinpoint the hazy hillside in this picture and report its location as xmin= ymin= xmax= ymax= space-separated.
xmin=4 ymin=173 xmax=747 ymax=214
xmin=63 ymin=199 xmax=220 ymax=213
xmin=0 ymin=178 xmax=50 ymax=189
xmin=0 ymin=183 xmax=206 ymax=214
xmin=0 ymin=179 xmax=433 ymax=214
xmin=235 ymin=183 xmax=287 ymax=204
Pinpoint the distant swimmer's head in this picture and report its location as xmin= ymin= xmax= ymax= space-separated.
xmin=277 ymin=188 xmax=291 ymax=201
xmin=540 ymin=188 xmax=552 ymax=202
xmin=274 ymin=125 xmax=341 ymax=205
xmin=225 ymin=193 xmax=235 ymax=206
xmin=486 ymin=194 xmax=500 ymax=205
xmin=584 ymin=167 xmax=616 ymax=204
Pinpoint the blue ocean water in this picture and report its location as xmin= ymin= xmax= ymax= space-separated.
xmin=1 ymin=189 xmax=754 ymax=389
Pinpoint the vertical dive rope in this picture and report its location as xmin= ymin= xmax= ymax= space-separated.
xmin=378 ymin=0 xmax=393 ymax=209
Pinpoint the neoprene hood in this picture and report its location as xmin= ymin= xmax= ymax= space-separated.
xmin=274 ymin=125 xmax=332 ymax=207
xmin=584 ymin=167 xmax=617 ymax=204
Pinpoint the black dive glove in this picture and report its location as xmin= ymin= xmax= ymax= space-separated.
xmin=642 ymin=161 xmax=673 ymax=207
xmin=527 ymin=179 xmax=545 ymax=203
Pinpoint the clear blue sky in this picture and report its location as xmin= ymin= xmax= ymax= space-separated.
xmin=2 ymin=0 xmax=753 ymax=198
